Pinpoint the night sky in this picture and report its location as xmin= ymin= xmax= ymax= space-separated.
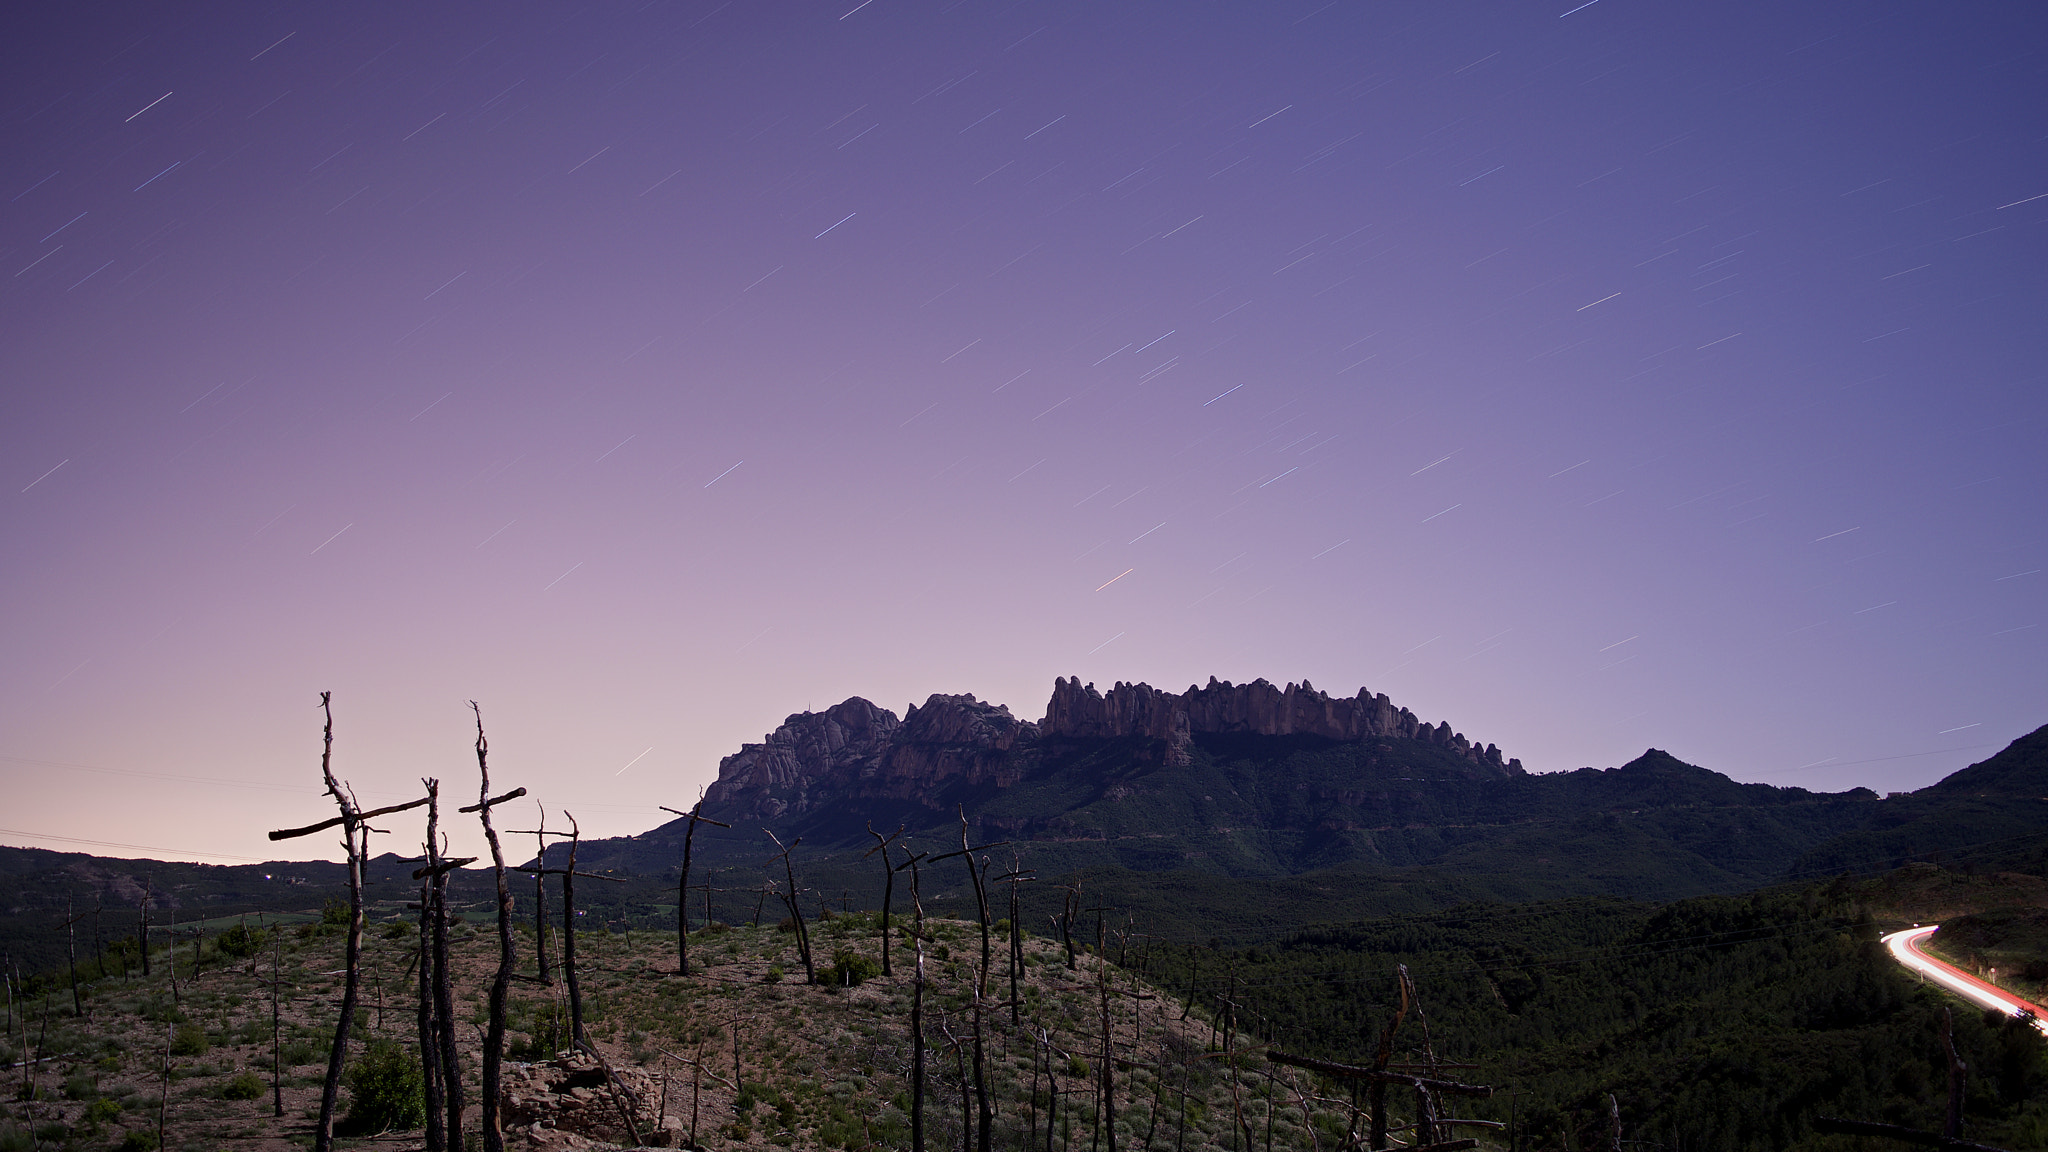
xmin=5 ymin=2 xmax=2044 ymax=866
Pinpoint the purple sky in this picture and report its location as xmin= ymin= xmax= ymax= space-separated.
xmin=5 ymin=2 xmax=2045 ymax=866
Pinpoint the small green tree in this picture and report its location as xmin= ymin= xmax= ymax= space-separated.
xmin=215 ymin=923 xmax=260 ymax=959
xmin=339 ymin=1040 xmax=427 ymax=1135
xmin=830 ymin=948 xmax=881 ymax=988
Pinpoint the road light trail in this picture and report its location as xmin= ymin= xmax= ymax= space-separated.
xmin=1882 ymin=926 xmax=2047 ymax=1037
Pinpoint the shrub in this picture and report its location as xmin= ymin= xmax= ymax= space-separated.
xmin=112 ymin=1130 xmax=157 ymax=1152
xmin=169 ymin=1025 xmax=209 ymax=1057
xmin=214 ymin=923 xmax=259 ymax=959
xmin=0 ymin=1124 xmax=28 ymax=1152
xmin=84 ymin=1097 xmax=124 ymax=1129
xmin=63 ymin=1071 xmax=98 ymax=1099
xmin=382 ymin=920 xmax=413 ymax=941
xmin=220 ymin=1073 xmax=265 ymax=1101
xmin=338 ymin=1040 xmax=425 ymax=1135
xmin=829 ymin=949 xmax=880 ymax=988
xmin=764 ymin=965 xmax=784 ymax=984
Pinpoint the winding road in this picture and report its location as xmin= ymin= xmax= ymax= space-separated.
xmin=1882 ymin=925 xmax=2048 ymax=1038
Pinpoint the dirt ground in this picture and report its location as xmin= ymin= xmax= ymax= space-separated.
xmin=4 ymin=899 xmax=1362 ymax=1152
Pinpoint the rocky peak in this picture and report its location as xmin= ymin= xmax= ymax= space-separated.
xmin=898 ymin=693 xmax=1036 ymax=749
xmin=701 ymin=675 xmax=1524 ymax=822
xmin=1041 ymin=676 xmax=1521 ymax=775
xmin=700 ymin=696 xmax=899 ymax=820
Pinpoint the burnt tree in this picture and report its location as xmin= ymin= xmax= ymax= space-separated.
xmin=266 ymin=693 xmax=428 ymax=1152
xmin=658 ymin=799 xmax=729 ymax=977
xmin=459 ymin=702 xmax=527 ymax=1152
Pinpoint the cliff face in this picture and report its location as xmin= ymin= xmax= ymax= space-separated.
xmin=1041 ymin=676 xmax=1521 ymax=776
xmin=700 ymin=676 xmax=1520 ymax=820
xmin=701 ymin=693 xmax=1035 ymax=820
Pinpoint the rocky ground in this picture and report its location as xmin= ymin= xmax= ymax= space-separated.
xmin=2 ymin=900 xmax=1395 ymax=1152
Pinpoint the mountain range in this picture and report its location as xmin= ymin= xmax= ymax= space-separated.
xmin=562 ymin=676 xmax=2048 ymax=927
xmin=6 ymin=675 xmax=2045 ymax=965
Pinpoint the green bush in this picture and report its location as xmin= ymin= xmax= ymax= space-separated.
xmin=338 ymin=1040 xmax=425 ymax=1135
xmin=169 ymin=1025 xmax=209 ymax=1057
xmin=321 ymin=899 xmax=351 ymax=927
xmin=0 ymin=1124 xmax=28 ymax=1152
xmin=829 ymin=949 xmax=881 ymax=988
xmin=220 ymin=1073 xmax=265 ymax=1101
xmin=112 ymin=1130 xmax=157 ymax=1152
xmin=382 ymin=920 xmax=412 ymax=941
xmin=84 ymin=1098 xmax=124 ymax=1129
xmin=214 ymin=923 xmax=260 ymax=959
xmin=63 ymin=1071 xmax=98 ymax=1099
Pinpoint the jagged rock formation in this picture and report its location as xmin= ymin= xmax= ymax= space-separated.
xmin=700 ymin=676 xmax=1519 ymax=820
xmin=700 ymin=696 xmax=898 ymax=819
xmin=702 ymin=693 xmax=1037 ymax=819
xmin=1042 ymin=676 xmax=1520 ymax=775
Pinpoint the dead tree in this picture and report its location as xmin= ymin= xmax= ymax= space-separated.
xmin=998 ymin=859 xmax=1037 ymax=1027
xmin=563 ymin=813 xmax=588 ymax=1042
xmin=138 ymin=877 xmax=151 ymax=978
xmin=459 ymin=702 xmax=527 ymax=1152
xmin=1813 ymin=1006 xmax=2008 ymax=1152
xmin=266 ymin=693 xmax=430 ymax=1152
xmin=895 ymin=849 xmax=933 ymax=1152
xmin=504 ymin=807 xmax=565 ymax=984
xmin=933 ymin=811 xmax=1007 ymax=997
xmin=412 ymin=781 xmax=475 ymax=1152
xmin=512 ymin=813 xmax=625 ymax=1047
xmin=1370 ymin=966 xmax=1414 ymax=1150
xmin=260 ymin=924 xmax=289 ymax=1117
xmin=1264 ymin=1048 xmax=1491 ymax=1152
xmin=1058 ymin=880 xmax=1082 ymax=971
xmin=1095 ymin=912 xmax=1118 ymax=1152
xmin=863 ymin=823 xmax=906 ymax=977
xmin=61 ymin=900 xmax=85 ymax=1018
xmin=764 ymin=831 xmax=816 ymax=984
xmin=658 ymin=799 xmax=730 ymax=977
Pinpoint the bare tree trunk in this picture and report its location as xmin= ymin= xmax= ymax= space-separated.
xmin=903 ymin=854 xmax=929 ymax=1152
xmin=418 ymin=864 xmax=445 ymax=1152
xmin=1943 ymin=1007 xmax=1967 ymax=1141
xmin=1009 ymin=869 xmax=1025 ymax=1027
xmin=563 ymin=814 xmax=586 ymax=1045
xmin=263 ymin=694 xmax=435 ymax=1152
xmin=139 ymin=878 xmax=151 ymax=978
xmin=464 ymin=703 xmax=526 ymax=1152
xmin=64 ymin=899 xmax=82 ymax=1018
xmin=316 ymin=695 xmax=363 ymax=1152
xmin=530 ymin=809 xmax=553 ymax=985
xmin=678 ymin=806 xmax=698 ymax=977
xmin=865 ymin=824 xmax=901 ymax=978
xmin=766 ymin=832 xmax=815 ymax=984
xmin=659 ymin=800 xmax=728 ymax=979
xmin=427 ymin=783 xmax=465 ymax=1152
xmin=1098 ymin=918 xmax=1117 ymax=1152
xmin=158 ymin=1020 xmax=172 ymax=1152
xmin=270 ymin=926 xmax=285 ymax=1117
